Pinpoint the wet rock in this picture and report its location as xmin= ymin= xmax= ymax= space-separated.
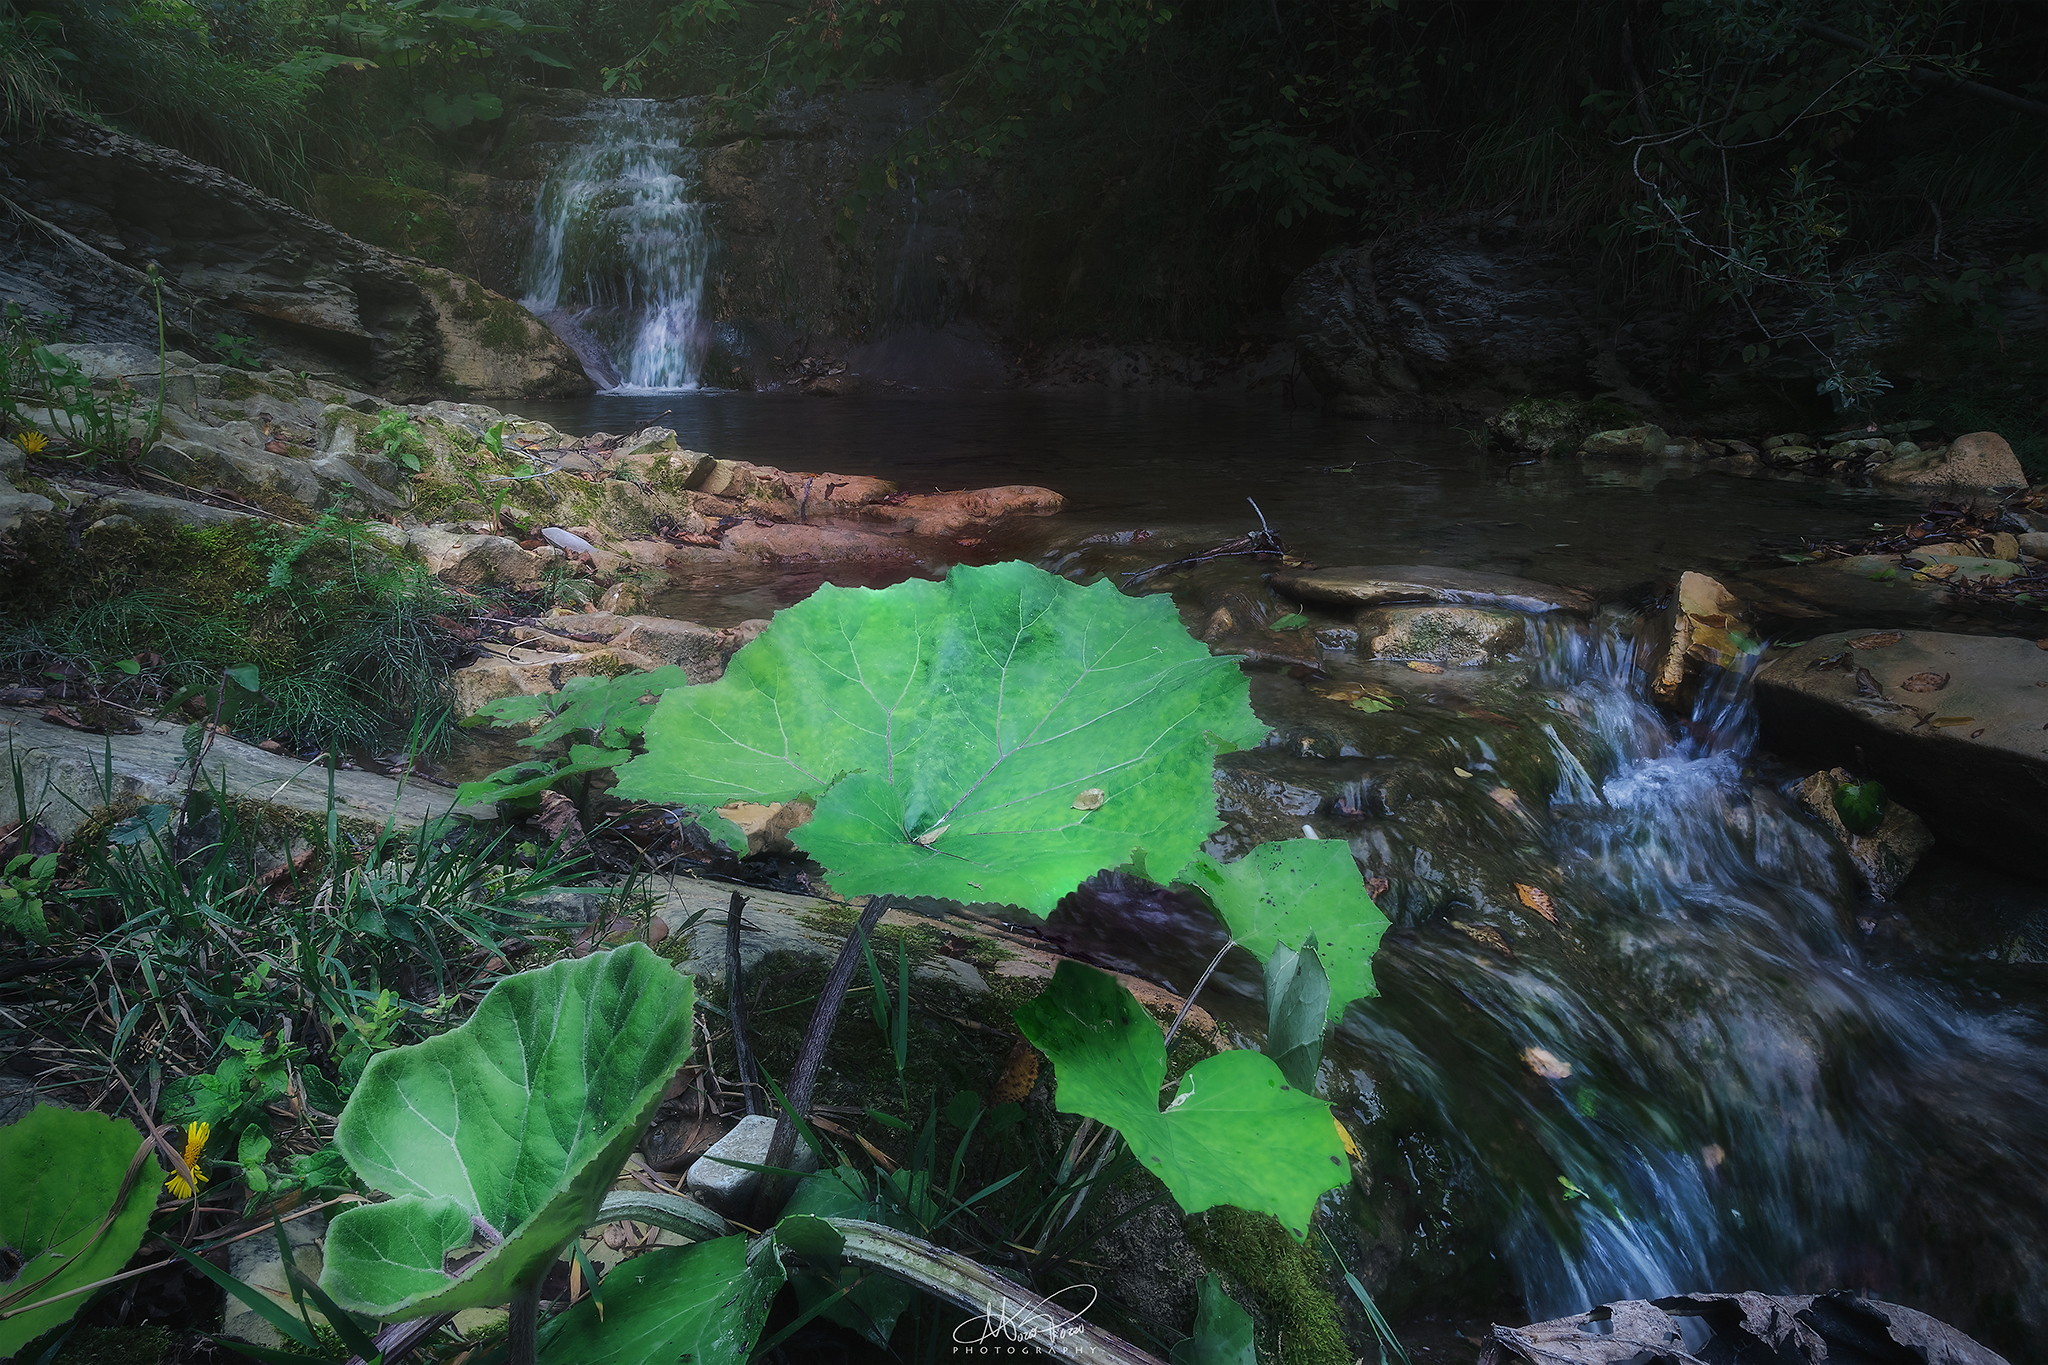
xmin=849 ymin=485 xmax=1065 ymax=538
xmin=1732 ymin=555 xmax=1972 ymax=629
xmin=1651 ymin=571 xmax=1754 ymax=707
xmin=1271 ymin=565 xmax=1594 ymax=615
xmin=1755 ymin=630 xmax=2048 ymax=878
xmin=1481 ymin=1291 xmax=2010 ymax=1365
xmin=1793 ymin=767 xmax=1936 ymax=900
xmin=1360 ymin=605 xmax=1525 ymax=666
xmin=1486 ymin=396 xmax=1645 ymax=455
xmin=1876 ymin=430 xmax=2027 ymax=490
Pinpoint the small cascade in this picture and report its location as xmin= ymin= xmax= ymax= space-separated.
xmin=523 ymin=100 xmax=712 ymax=393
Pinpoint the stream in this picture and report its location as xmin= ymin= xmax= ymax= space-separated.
xmin=504 ymin=388 xmax=2048 ymax=1355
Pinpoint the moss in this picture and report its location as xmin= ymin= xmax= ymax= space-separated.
xmin=1186 ymin=1207 xmax=1353 ymax=1365
xmin=476 ymin=291 xmax=536 ymax=353
xmin=314 ymin=173 xmax=459 ymax=265
xmin=218 ymin=370 xmax=270 ymax=401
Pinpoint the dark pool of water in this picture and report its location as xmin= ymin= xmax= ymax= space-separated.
xmin=510 ymin=390 xmax=1927 ymax=601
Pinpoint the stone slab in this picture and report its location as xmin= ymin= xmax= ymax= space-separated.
xmin=1755 ymin=631 xmax=2048 ymax=879
xmin=1 ymin=712 xmax=491 ymax=843
xmin=684 ymin=1113 xmax=820 ymax=1214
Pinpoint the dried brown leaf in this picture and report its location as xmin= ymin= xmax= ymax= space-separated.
xmin=990 ymin=1038 xmax=1041 ymax=1105
xmin=1514 ymin=884 xmax=1559 ymax=923
xmin=1406 ymin=661 xmax=1447 ymax=674
xmin=1899 ymin=672 xmax=1950 ymax=692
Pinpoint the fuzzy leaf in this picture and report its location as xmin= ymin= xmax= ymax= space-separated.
xmin=318 ymin=944 xmax=693 ymax=1318
xmin=0 ymin=1107 xmax=163 ymax=1357
xmin=612 ymin=562 xmax=1263 ymax=911
xmin=1182 ymin=839 xmax=1390 ymax=1021
xmin=1014 ymin=962 xmax=1346 ymax=1240
xmin=536 ymin=1236 xmax=780 ymax=1365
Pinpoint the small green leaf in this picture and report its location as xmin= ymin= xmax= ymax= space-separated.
xmin=536 ymin=1236 xmax=780 ymax=1365
xmin=1014 ymin=962 xmax=1347 ymax=1240
xmin=1182 ymin=839 xmax=1390 ymax=1021
xmin=1833 ymin=780 xmax=1887 ymax=835
xmin=1170 ymin=1274 xmax=1257 ymax=1365
xmin=318 ymin=944 xmax=694 ymax=1318
xmin=1263 ymin=937 xmax=1330 ymax=1092
xmin=0 ymin=1108 xmax=163 ymax=1357
xmin=780 ymin=1169 xmax=919 ymax=1345
xmin=225 ymin=665 xmax=261 ymax=694
xmin=1270 ymin=613 xmax=1311 ymax=630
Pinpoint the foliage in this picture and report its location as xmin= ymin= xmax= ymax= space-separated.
xmin=455 ymin=666 xmax=692 ymax=807
xmin=1015 ymin=961 xmax=1348 ymax=1240
xmin=0 ymin=849 xmax=61 ymax=945
xmin=367 ymin=408 xmax=429 ymax=473
xmin=211 ymin=332 xmax=261 ymax=368
xmin=613 ymin=561 xmax=1264 ymax=910
xmin=1181 ymin=838 xmax=1390 ymax=1022
xmin=1833 ymin=779 xmax=1888 ymax=835
xmin=0 ymin=1107 xmax=163 ymax=1358
xmin=320 ymin=943 xmax=694 ymax=1316
xmin=534 ymin=1235 xmax=782 ymax=1365
xmin=1171 ymin=1274 xmax=1257 ymax=1365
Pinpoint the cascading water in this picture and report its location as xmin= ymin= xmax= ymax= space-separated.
xmin=1044 ymin=594 xmax=2048 ymax=1354
xmin=524 ymin=100 xmax=712 ymax=392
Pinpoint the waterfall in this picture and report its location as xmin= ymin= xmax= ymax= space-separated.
xmin=523 ymin=100 xmax=712 ymax=393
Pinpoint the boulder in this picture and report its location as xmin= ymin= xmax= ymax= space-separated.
xmin=1876 ymin=431 xmax=2027 ymax=490
xmin=1270 ymin=565 xmax=1594 ymax=615
xmin=0 ymin=114 xmax=591 ymax=399
xmin=848 ymin=485 xmax=1065 ymax=537
xmin=1792 ymin=767 xmax=1936 ymax=900
xmin=1284 ymin=212 xmax=1603 ymax=420
xmin=1359 ymin=605 xmax=1525 ymax=666
xmin=1754 ymin=630 xmax=2048 ymax=878
xmin=368 ymin=525 xmax=557 ymax=587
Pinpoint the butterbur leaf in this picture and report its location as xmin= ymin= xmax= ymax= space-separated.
xmin=613 ymin=562 xmax=1263 ymax=911
xmin=1170 ymin=1275 xmax=1257 ymax=1365
xmin=536 ymin=1236 xmax=781 ymax=1365
xmin=0 ymin=1107 xmax=163 ymax=1358
xmin=1182 ymin=839 xmax=1390 ymax=1021
xmin=1014 ymin=962 xmax=1346 ymax=1239
xmin=451 ymin=743 xmax=633 ymax=809
xmin=318 ymin=944 xmax=693 ymax=1318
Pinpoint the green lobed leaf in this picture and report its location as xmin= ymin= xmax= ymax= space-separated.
xmin=1182 ymin=839 xmax=1390 ymax=1021
xmin=1169 ymin=1274 xmax=1257 ymax=1365
xmin=535 ymin=1236 xmax=781 ymax=1365
xmin=1263 ymin=937 xmax=1330 ymax=1092
xmin=1014 ymin=962 xmax=1347 ymax=1240
xmin=0 ymin=1107 xmax=163 ymax=1358
xmin=612 ymin=561 xmax=1264 ymax=911
xmin=317 ymin=944 xmax=693 ymax=1318
xmin=1832 ymin=780 xmax=1887 ymax=836
xmin=451 ymin=743 xmax=633 ymax=809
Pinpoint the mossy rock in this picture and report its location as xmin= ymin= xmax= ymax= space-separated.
xmin=1487 ymin=396 xmax=1646 ymax=455
xmin=315 ymin=174 xmax=460 ymax=265
xmin=1185 ymin=1207 xmax=1354 ymax=1365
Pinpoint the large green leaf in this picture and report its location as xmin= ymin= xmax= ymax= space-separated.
xmin=1182 ymin=839 xmax=1390 ymax=1021
xmin=780 ymin=1167 xmax=920 ymax=1346
xmin=612 ymin=561 xmax=1263 ymax=911
xmin=535 ymin=1236 xmax=780 ymax=1365
xmin=0 ymin=1107 xmax=163 ymax=1358
xmin=1014 ymin=962 xmax=1347 ymax=1240
xmin=318 ymin=944 xmax=693 ymax=1318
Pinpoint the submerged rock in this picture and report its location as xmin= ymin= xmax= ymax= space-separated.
xmin=1793 ymin=767 xmax=1936 ymax=900
xmin=1360 ymin=604 xmax=1525 ymax=666
xmin=1482 ymin=1291 xmax=2010 ymax=1365
xmin=1755 ymin=630 xmax=2048 ymax=878
xmin=1271 ymin=564 xmax=1594 ymax=615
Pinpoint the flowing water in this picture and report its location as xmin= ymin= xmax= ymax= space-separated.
xmin=523 ymin=100 xmax=712 ymax=391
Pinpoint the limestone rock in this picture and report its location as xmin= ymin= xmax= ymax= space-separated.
xmin=713 ymin=800 xmax=815 ymax=856
xmin=1755 ymin=630 xmax=2048 ymax=879
xmin=369 ymin=525 xmax=556 ymax=587
xmin=1793 ymin=767 xmax=1936 ymax=899
xmin=1271 ymin=565 xmax=1593 ymax=615
xmin=686 ymin=1114 xmax=820 ymax=1214
xmin=1875 ymin=431 xmax=2027 ymax=490
xmin=1360 ymin=605 xmax=1525 ymax=666
xmin=609 ymin=616 xmax=764 ymax=682
xmin=1652 ymin=571 xmax=1754 ymax=705
xmin=449 ymin=643 xmax=659 ymax=717
xmin=223 ymin=1213 xmax=329 ymax=1347
xmin=0 ymin=479 xmax=56 ymax=530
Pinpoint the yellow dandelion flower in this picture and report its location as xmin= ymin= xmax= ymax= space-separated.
xmin=11 ymin=432 xmax=47 ymax=454
xmin=165 ymin=1121 xmax=210 ymax=1199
